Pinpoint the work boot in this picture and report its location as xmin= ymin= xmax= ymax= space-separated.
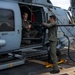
xmin=50 ymin=69 xmax=60 ymax=74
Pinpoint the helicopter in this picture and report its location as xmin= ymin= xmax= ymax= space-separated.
xmin=0 ymin=0 xmax=75 ymax=66
xmin=0 ymin=0 xmax=75 ymax=53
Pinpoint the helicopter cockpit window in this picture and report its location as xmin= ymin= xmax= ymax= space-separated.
xmin=0 ymin=9 xmax=15 ymax=31
xmin=47 ymin=0 xmax=52 ymax=3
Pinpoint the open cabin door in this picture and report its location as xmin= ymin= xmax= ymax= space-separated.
xmin=19 ymin=3 xmax=46 ymax=45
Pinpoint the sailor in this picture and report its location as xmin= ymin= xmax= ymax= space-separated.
xmin=42 ymin=15 xmax=60 ymax=74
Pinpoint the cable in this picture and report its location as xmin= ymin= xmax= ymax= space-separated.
xmin=59 ymin=23 xmax=75 ymax=62
xmin=64 ymin=34 xmax=75 ymax=62
xmin=55 ymin=16 xmax=75 ymax=62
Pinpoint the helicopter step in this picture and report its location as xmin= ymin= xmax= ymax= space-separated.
xmin=0 ymin=51 xmax=25 ymax=70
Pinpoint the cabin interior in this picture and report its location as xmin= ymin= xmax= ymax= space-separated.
xmin=19 ymin=3 xmax=46 ymax=46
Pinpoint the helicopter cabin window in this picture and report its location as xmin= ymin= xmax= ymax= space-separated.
xmin=0 ymin=9 xmax=15 ymax=31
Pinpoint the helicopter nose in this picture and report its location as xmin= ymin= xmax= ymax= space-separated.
xmin=0 ymin=40 xmax=6 ymax=47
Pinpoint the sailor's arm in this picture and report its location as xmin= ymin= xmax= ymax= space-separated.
xmin=42 ymin=22 xmax=56 ymax=28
